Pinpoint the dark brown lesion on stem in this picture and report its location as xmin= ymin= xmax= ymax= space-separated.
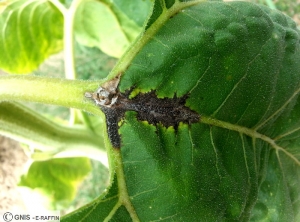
xmin=85 ymin=86 xmax=200 ymax=148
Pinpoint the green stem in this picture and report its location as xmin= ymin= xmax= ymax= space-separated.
xmin=65 ymin=1 xmax=79 ymax=124
xmin=64 ymin=5 xmax=75 ymax=80
xmin=62 ymin=0 xmax=87 ymax=80
xmin=265 ymin=0 xmax=276 ymax=9
xmin=49 ymin=0 xmax=87 ymax=80
xmin=114 ymin=150 xmax=140 ymax=222
xmin=37 ymin=0 xmax=84 ymax=80
xmin=0 ymin=75 xmax=102 ymax=116
xmin=0 ymin=101 xmax=108 ymax=166
xmin=0 ymin=75 xmax=108 ymax=165
xmin=51 ymin=0 xmax=87 ymax=124
xmin=50 ymin=0 xmax=87 ymax=125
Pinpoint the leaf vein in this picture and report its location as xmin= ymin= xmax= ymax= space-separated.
xmin=201 ymin=116 xmax=300 ymax=166
xmin=103 ymin=201 xmax=122 ymax=222
xmin=240 ymin=133 xmax=251 ymax=185
xmin=212 ymin=50 xmax=264 ymax=117
xmin=17 ymin=0 xmax=36 ymax=63
xmin=188 ymin=56 xmax=212 ymax=94
xmin=255 ymin=86 xmax=300 ymax=130
xmin=210 ymin=127 xmax=222 ymax=180
xmin=274 ymin=126 xmax=300 ymax=141
xmin=188 ymin=126 xmax=195 ymax=165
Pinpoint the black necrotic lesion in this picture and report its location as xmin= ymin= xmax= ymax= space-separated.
xmin=89 ymin=90 xmax=200 ymax=148
xmin=99 ymin=106 xmax=122 ymax=148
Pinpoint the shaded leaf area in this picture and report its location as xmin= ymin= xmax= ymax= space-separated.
xmin=0 ymin=0 xmax=63 ymax=74
xmin=120 ymin=112 xmax=257 ymax=221
xmin=19 ymin=157 xmax=91 ymax=209
xmin=250 ymin=151 xmax=298 ymax=222
xmin=62 ymin=176 xmax=132 ymax=221
xmin=251 ymin=96 xmax=300 ymax=221
xmin=74 ymin=0 xmax=150 ymax=58
xmin=117 ymin=1 xmax=300 ymax=221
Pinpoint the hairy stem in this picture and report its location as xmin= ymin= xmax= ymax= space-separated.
xmin=51 ymin=0 xmax=87 ymax=124
xmin=0 ymin=75 xmax=102 ymax=116
xmin=0 ymin=75 xmax=109 ymax=165
xmin=0 ymin=102 xmax=108 ymax=165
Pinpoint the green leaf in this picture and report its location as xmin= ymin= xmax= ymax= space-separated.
xmin=250 ymin=94 xmax=300 ymax=221
xmin=62 ymin=175 xmax=131 ymax=221
xmin=0 ymin=0 xmax=63 ymax=74
xmin=74 ymin=0 xmax=150 ymax=58
xmin=69 ymin=1 xmax=300 ymax=221
xmin=112 ymin=0 xmax=152 ymax=27
xmin=119 ymin=1 xmax=300 ymax=220
xmin=19 ymin=157 xmax=91 ymax=209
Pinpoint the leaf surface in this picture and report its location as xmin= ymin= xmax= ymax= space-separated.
xmin=65 ymin=1 xmax=300 ymax=221
xmin=74 ymin=0 xmax=151 ymax=58
xmin=19 ymin=157 xmax=91 ymax=209
xmin=62 ymin=175 xmax=133 ymax=221
xmin=0 ymin=0 xmax=63 ymax=73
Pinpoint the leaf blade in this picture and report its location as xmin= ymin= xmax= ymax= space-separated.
xmin=116 ymin=1 xmax=300 ymax=221
xmin=0 ymin=0 xmax=63 ymax=74
xmin=19 ymin=157 xmax=91 ymax=209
